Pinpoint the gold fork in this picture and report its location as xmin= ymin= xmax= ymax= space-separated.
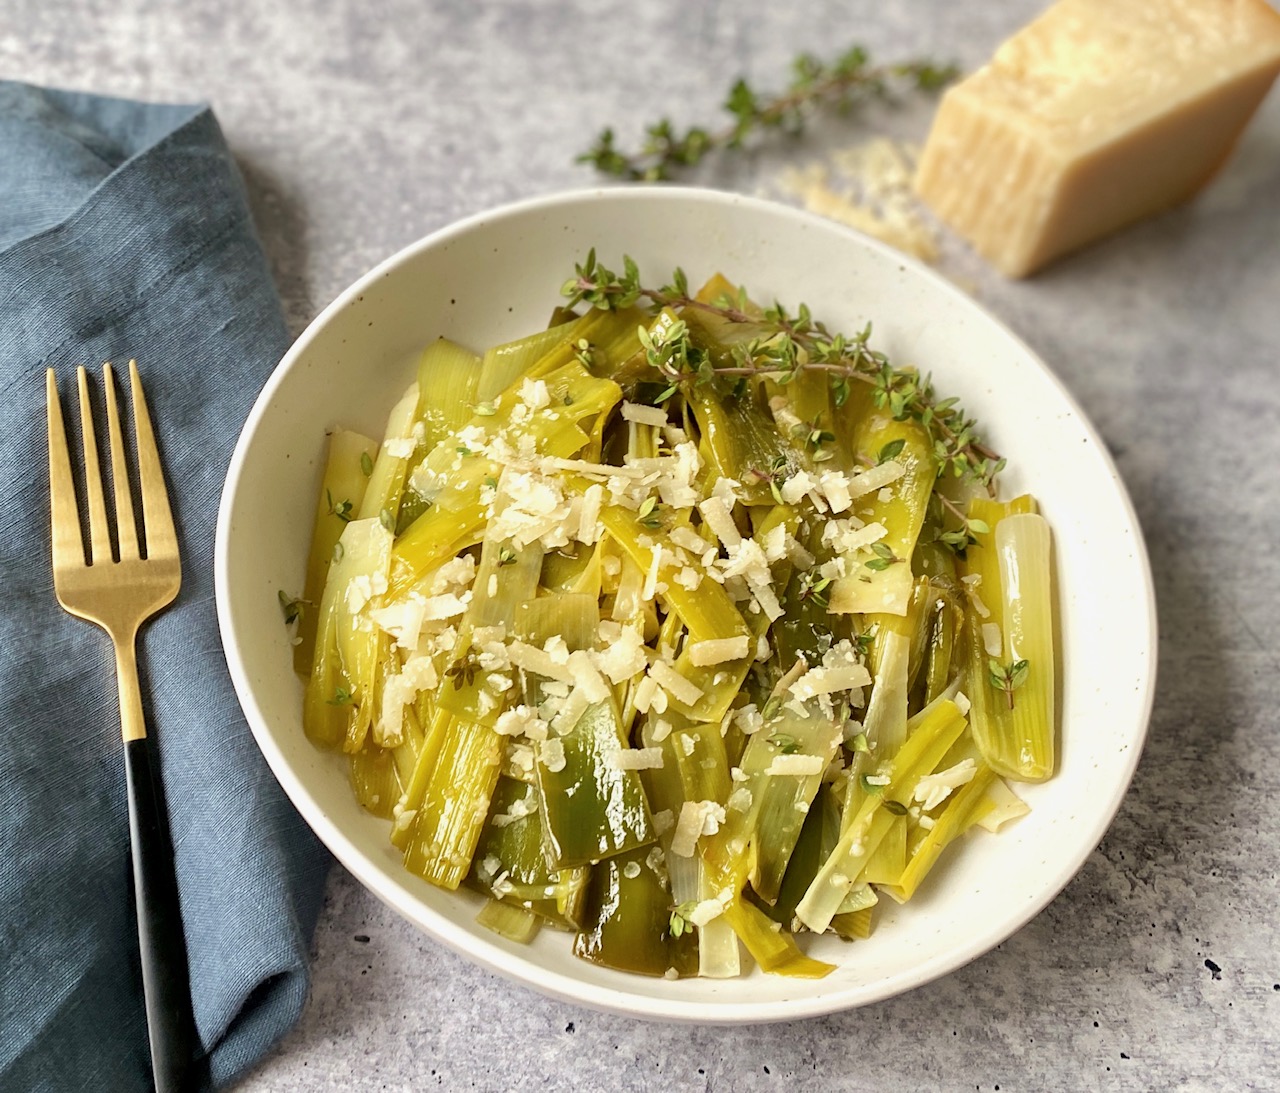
xmin=47 ymin=361 xmax=196 ymax=1093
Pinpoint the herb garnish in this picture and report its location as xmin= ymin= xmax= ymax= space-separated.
xmin=987 ymin=658 xmax=1030 ymax=710
xmin=578 ymin=45 xmax=957 ymax=181
xmin=561 ymin=252 xmax=1003 ymax=491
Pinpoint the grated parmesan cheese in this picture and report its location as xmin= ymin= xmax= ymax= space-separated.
xmin=621 ymin=401 xmax=669 ymax=427
xmin=607 ymin=747 xmax=665 ymax=771
xmin=688 ymin=636 xmax=750 ymax=667
xmin=766 ymin=753 xmax=827 ymax=777
xmin=913 ymin=759 xmax=978 ymax=811
xmin=649 ymin=661 xmax=704 ymax=707
xmin=670 ymin=800 xmax=726 ymax=857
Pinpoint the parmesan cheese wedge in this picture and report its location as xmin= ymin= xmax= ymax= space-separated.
xmin=915 ymin=0 xmax=1280 ymax=276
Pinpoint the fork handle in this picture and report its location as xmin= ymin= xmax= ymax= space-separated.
xmin=119 ymin=641 xmax=199 ymax=1092
xmin=126 ymin=738 xmax=200 ymax=1092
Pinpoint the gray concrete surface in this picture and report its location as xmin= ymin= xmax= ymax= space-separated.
xmin=8 ymin=1 xmax=1279 ymax=1089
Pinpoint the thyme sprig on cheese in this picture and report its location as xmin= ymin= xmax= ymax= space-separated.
xmin=578 ymin=44 xmax=957 ymax=182
xmin=562 ymin=250 xmax=1004 ymax=492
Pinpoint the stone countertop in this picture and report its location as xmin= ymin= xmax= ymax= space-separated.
xmin=9 ymin=0 xmax=1279 ymax=1089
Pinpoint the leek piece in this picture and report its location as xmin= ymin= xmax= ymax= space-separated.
xmin=436 ymin=534 xmax=542 ymax=726
xmin=466 ymin=776 xmax=589 ymax=929
xmin=537 ymin=696 xmax=655 ymax=868
xmin=357 ymin=381 xmax=419 ymax=523
xmin=719 ymin=898 xmax=834 ymax=978
xmin=349 ymin=743 xmax=401 ymax=819
xmin=918 ymin=583 xmax=962 ymax=710
xmin=884 ymin=763 xmax=996 ymax=901
xmin=392 ymin=705 xmax=452 ymax=849
xmin=736 ymin=704 xmax=843 ymax=904
xmin=294 ymin=429 xmax=378 ymax=674
xmin=573 ymin=847 xmax=698 ymax=977
xmin=402 ymin=716 xmax=504 ymax=889
xmin=475 ymin=899 xmax=542 ymax=944
xmin=829 ymin=412 xmax=935 ymax=616
xmin=697 ymin=774 xmax=836 ymax=978
xmin=860 ymin=814 xmax=905 ymax=885
xmin=751 ymin=782 xmax=840 ymax=927
xmin=686 ymin=382 xmax=792 ymax=506
xmin=398 ymin=339 xmax=483 ymax=530
xmin=415 ymin=338 xmax=484 ymax=448
xmin=974 ymin=776 xmax=1031 ymax=832
xmin=518 ymin=593 xmax=655 ymax=869
xmin=639 ymin=712 xmax=740 ymax=979
xmin=831 ymin=905 xmax=874 ymax=941
xmin=599 ymin=506 xmax=749 ymax=647
xmin=389 ymin=361 xmax=622 ymax=594
xmin=390 ymin=702 xmax=426 ymax=787
xmin=959 ymin=496 xmax=1054 ymax=782
xmin=994 ymin=513 xmax=1055 ymax=780
xmin=796 ymin=697 xmax=968 ymax=932
xmin=303 ymin=517 xmax=393 ymax=751
xmin=477 ymin=324 xmax=573 ymax=402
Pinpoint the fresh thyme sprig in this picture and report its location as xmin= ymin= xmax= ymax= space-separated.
xmin=987 ymin=658 xmax=1030 ymax=710
xmin=578 ymin=45 xmax=958 ymax=181
xmin=561 ymin=251 xmax=1004 ymax=490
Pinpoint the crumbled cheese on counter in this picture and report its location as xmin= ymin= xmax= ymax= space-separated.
xmin=688 ymin=636 xmax=750 ymax=667
xmin=607 ymin=747 xmax=665 ymax=771
xmin=913 ymin=759 xmax=978 ymax=811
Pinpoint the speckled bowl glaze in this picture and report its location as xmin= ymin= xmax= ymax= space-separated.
xmin=215 ymin=187 xmax=1157 ymax=1021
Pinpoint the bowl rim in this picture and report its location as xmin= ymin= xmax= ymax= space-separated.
xmin=215 ymin=184 xmax=1158 ymax=1022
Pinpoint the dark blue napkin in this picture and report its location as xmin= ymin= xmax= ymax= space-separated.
xmin=0 ymin=82 xmax=331 ymax=1091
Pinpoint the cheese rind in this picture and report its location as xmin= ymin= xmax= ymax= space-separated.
xmin=914 ymin=0 xmax=1280 ymax=277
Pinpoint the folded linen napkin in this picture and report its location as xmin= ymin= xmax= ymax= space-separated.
xmin=0 ymin=82 xmax=330 ymax=1091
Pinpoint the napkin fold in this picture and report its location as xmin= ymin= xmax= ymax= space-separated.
xmin=0 ymin=82 xmax=330 ymax=1091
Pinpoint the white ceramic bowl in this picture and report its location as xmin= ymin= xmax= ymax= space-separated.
xmin=215 ymin=187 xmax=1156 ymax=1021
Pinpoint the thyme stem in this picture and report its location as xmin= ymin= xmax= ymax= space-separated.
xmin=577 ymin=45 xmax=958 ymax=181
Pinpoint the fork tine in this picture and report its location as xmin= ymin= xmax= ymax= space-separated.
xmin=46 ymin=371 xmax=86 ymax=571
xmin=103 ymin=362 xmax=140 ymax=561
xmin=76 ymin=366 xmax=112 ymax=566
xmin=128 ymin=361 xmax=178 ymax=561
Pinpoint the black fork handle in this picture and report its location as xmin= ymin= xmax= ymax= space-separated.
xmin=125 ymin=736 xmax=200 ymax=1092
